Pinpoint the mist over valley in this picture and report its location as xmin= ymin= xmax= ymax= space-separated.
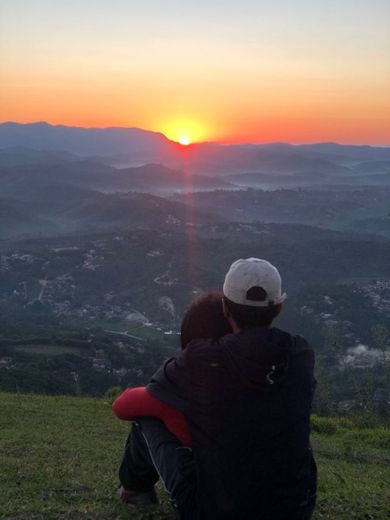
xmin=0 ymin=123 xmax=389 ymax=409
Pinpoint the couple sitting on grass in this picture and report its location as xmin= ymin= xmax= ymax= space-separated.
xmin=112 ymin=258 xmax=317 ymax=520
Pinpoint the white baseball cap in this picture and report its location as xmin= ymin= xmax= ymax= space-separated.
xmin=223 ymin=258 xmax=287 ymax=307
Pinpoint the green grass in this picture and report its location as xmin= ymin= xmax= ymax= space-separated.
xmin=0 ymin=392 xmax=173 ymax=519
xmin=310 ymin=414 xmax=390 ymax=518
xmin=0 ymin=393 xmax=389 ymax=519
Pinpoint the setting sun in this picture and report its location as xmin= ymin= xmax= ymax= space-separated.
xmin=178 ymin=136 xmax=190 ymax=146
xmin=161 ymin=119 xmax=207 ymax=144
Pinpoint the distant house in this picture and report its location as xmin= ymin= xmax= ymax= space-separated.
xmin=113 ymin=367 xmax=128 ymax=378
xmin=0 ymin=357 xmax=13 ymax=368
xmin=92 ymin=349 xmax=111 ymax=371
xmin=337 ymin=400 xmax=360 ymax=414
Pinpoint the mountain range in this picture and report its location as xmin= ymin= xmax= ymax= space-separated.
xmin=1 ymin=122 xmax=389 ymax=240
xmin=1 ymin=122 xmax=390 ymax=178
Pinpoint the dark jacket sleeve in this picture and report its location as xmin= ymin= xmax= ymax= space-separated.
xmin=147 ymin=352 xmax=192 ymax=412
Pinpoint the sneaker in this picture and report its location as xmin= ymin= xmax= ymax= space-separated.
xmin=117 ymin=485 xmax=158 ymax=505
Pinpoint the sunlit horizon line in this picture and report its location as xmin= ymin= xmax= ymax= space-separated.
xmin=1 ymin=120 xmax=389 ymax=147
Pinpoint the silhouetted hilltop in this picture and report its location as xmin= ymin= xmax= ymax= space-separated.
xmin=65 ymin=191 xmax=217 ymax=229
xmin=1 ymin=123 xmax=389 ymax=175
xmin=0 ymin=122 xmax=170 ymax=161
xmin=0 ymin=160 xmax=232 ymax=198
xmin=0 ymin=146 xmax=80 ymax=167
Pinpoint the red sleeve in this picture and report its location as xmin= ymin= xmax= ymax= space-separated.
xmin=112 ymin=386 xmax=191 ymax=446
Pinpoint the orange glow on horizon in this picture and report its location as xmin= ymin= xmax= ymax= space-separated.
xmin=1 ymin=1 xmax=389 ymax=146
xmin=1 ymin=70 xmax=389 ymax=145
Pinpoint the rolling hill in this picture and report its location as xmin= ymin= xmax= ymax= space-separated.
xmin=2 ymin=123 xmax=390 ymax=177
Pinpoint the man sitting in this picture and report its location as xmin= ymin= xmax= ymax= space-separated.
xmin=115 ymin=258 xmax=317 ymax=519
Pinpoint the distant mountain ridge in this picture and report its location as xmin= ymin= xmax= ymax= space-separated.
xmin=0 ymin=159 xmax=234 ymax=198
xmin=0 ymin=122 xmax=172 ymax=164
xmin=1 ymin=122 xmax=389 ymax=175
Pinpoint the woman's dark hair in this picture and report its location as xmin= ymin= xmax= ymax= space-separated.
xmin=223 ymin=297 xmax=280 ymax=329
xmin=180 ymin=291 xmax=232 ymax=349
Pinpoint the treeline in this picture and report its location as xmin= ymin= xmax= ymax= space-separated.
xmin=0 ymin=327 xmax=177 ymax=397
xmin=0 ymin=297 xmax=388 ymax=415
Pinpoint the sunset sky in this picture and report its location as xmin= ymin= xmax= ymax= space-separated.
xmin=1 ymin=0 xmax=389 ymax=144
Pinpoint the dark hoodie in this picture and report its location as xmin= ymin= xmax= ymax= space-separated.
xmin=148 ymin=327 xmax=317 ymax=520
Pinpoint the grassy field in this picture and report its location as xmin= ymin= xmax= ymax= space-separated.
xmin=311 ymin=416 xmax=390 ymax=519
xmin=92 ymin=320 xmax=140 ymax=333
xmin=93 ymin=319 xmax=169 ymax=342
xmin=14 ymin=345 xmax=82 ymax=356
xmin=0 ymin=392 xmax=389 ymax=519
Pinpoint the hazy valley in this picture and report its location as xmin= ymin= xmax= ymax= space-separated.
xmin=0 ymin=123 xmax=389 ymax=412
